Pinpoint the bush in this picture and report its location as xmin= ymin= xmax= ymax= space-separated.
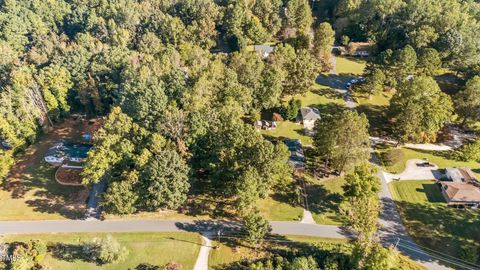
xmin=84 ymin=235 xmax=128 ymax=264
xmin=280 ymin=99 xmax=302 ymax=121
xmin=242 ymin=209 xmax=272 ymax=247
xmin=382 ymin=148 xmax=405 ymax=166
xmin=459 ymin=245 xmax=479 ymax=264
xmin=8 ymin=240 xmax=47 ymax=270
xmin=272 ymin=113 xmax=284 ymax=122
xmin=163 ymin=261 xmax=182 ymax=270
xmin=456 ymin=139 xmax=480 ymax=162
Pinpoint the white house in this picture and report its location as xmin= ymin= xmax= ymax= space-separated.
xmin=253 ymin=45 xmax=274 ymax=58
xmin=300 ymin=107 xmax=321 ymax=131
xmin=45 ymin=142 xmax=92 ymax=166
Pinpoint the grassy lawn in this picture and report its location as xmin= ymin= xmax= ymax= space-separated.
xmin=294 ymin=88 xmax=344 ymax=107
xmin=263 ymin=88 xmax=345 ymax=145
xmin=209 ymin=235 xmax=347 ymax=269
xmin=307 ymin=176 xmax=345 ymax=225
xmin=389 ymin=181 xmax=480 ymax=262
xmin=355 ymin=91 xmax=394 ymax=137
xmin=209 ymin=234 xmax=424 ymax=269
xmin=2 ymin=232 xmax=202 ymax=270
xmin=355 ymin=91 xmax=394 ymax=107
xmin=0 ymin=119 xmax=94 ymax=220
xmin=379 ymin=146 xmax=480 ymax=177
xmin=0 ymin=163 xmax=88 ymax=220
xmin=335 ymin=56 xmax=366 ymax=75
xmin=257 ymin=195 xmax=303 ymax=221
xmin=261 ymin=121 xmax=313 ymax=145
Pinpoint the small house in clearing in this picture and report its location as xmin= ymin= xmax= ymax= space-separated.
xmin=254 ymin=45 xmax=275 ymax=58
xmin=300 ymin=107 xmax=321 ymax=131
xmin=45 ymin=142 xmax=92 ymax=166
xmin=440 ymin=167 xmax=480 ymax=207
xmin=343 ymin=42 xmax=372 ymax=57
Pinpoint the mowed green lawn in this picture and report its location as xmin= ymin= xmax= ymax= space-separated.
xmin=261 ymin=121 xmax=312 ymax=145
xmin=307 ymin=176 xmax=345 ymax=225
xmin=3 ymin=232 xmax=202 ymax=270
xmin=335 ymin=56 xmax=366 ymax=75
xmin=389 ymin=181 xmax=480 ymax=260
xmin=355 ymin=91 xmax=394 ymax=107
xmin=381 ymin=147 xmax=480 ymax=177
xmin=0 ymin=156 xmax=88 ymax=220
xmin=257 ymin=195 xmax=303 ymax=221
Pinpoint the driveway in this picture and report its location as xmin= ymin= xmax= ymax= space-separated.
xmin=383 ymin=159 xmax=444 ymax=183
xmin=377 ymin=171 xmax=454 ymax=270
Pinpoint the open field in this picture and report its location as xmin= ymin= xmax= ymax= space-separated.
xmin=0 ymin=119 xmax=94 ymax=220
xmin=379 ymin=146 xmax=480 ymax=177
xmin=2 ymin=232 xmax=202 ymax=270
xmin=389 ymin=181 xmax=480 ymax=262
xmin=335 ymin=56 xmax=366 ymax=75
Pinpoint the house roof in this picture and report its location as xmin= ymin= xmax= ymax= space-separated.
xmin=253 ymin=45 xmax=274 ymax=56
xmin=349 ymin=42 xmax=372 ymax=51
xmin=46 ymin=142 xmax=92 ymax=159
xmin=300 ymin=107 xmax=321 ymax=121
xmin=458 ymin=167 xmax=478 ymax=183
xmin=446 ymin=167 xmax=478 ymax=183
xmin=441 ymin=182 xmax=480 ymax=203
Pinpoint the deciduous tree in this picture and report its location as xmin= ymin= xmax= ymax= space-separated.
xmin=313 ymin=110 xmax=370 ymax=173
xmin=389 ymin=76 xmax=453 ymax=143
xmin=454 ymin=76 xmax=480 ymax=125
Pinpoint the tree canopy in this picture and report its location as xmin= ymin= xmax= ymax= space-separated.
xmin=313 ymin=110 xmax=371 ymax=173
xmin=389 ymin=76 xmax=453 ymax=143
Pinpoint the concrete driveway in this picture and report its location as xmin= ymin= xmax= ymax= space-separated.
xmin=383 ymin=159 xmax=444 ymax=183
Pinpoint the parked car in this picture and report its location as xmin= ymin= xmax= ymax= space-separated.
xmin=1 ymin=140 xmax=12 ymax=149
xmin=416 ymin=162 xmax=434 ymax=167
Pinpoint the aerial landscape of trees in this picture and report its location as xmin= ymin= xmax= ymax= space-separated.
xmin=1 ymin=0 xmax=480 ymax=268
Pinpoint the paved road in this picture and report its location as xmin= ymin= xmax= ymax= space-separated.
xmin=0 ymin=220 xmax=349 ymax=239
xmin=377 ymin=171 xmax=453 ymax=270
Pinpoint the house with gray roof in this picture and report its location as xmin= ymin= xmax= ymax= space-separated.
xmin=45 ymin=142 xmax=92 ymax=166
xmin=300 ymin=107 xmax=321 ymax=131
xmin=254 ymin=45 xmax=274 ymax=58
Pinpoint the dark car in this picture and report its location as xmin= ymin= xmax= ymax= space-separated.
xmin=416 ymin=162 xmax=434 ymax=167
xmin=1 ymin=140 xmax=12 ymax=149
